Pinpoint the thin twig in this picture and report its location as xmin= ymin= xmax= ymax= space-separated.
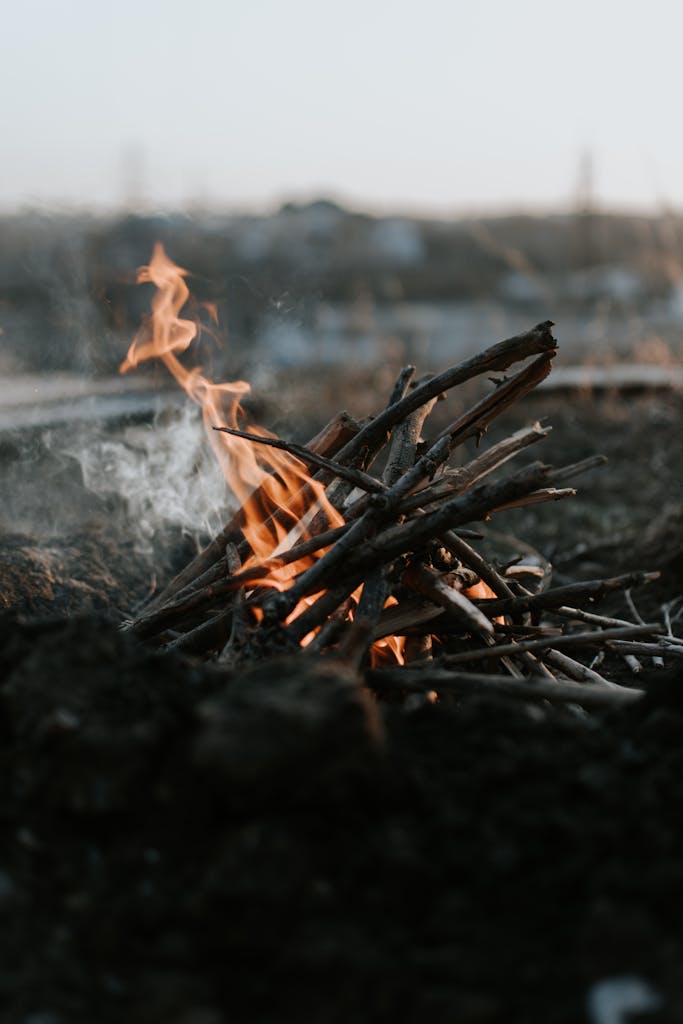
xmin=366 ymin=667 xmax=643 ymax=709
xmin=543 ymin=648 xmax=618 ymax=688
xmin=396 ymin=422 xmax=550 ymax=516
xmin=439 ymin=622 xmax=662 ymax=666
xmin=605 ymin=640 xmax=683 ymax=658
xmin=212 ymin=424 xmax=386 ymax=494
xmin=475 ymin=572 xmax=661 ymax=616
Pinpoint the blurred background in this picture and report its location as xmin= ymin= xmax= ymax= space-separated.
xmin=3 ymin=0 xmax=683 ymax=386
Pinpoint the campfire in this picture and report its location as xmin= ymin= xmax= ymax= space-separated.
xmin=120 ymin=245 xmax=673 ymax=707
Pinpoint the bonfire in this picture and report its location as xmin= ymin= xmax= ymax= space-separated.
xmin=120 ymin=245 xmax=677 ymax=707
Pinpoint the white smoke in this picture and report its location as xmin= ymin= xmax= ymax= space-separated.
xmin=71 ymin=403 xmax=233 ymax=553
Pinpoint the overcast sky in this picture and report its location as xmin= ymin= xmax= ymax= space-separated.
xmin=2 ymin=0 xmax=681 ymax=214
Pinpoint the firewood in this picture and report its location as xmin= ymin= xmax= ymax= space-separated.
xmin=118 ymin=309 xmax=683 ymax=700
xmin=437 ymin=622 xmax=662 ymax=667
xmin=366 ymin=668 xmax=643 ymax=709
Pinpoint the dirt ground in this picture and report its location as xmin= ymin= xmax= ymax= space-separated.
xmin=2 ymin=382 xmax=683 ymax=1023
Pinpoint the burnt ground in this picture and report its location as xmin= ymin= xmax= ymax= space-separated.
xmin=2 ymin=385 xmax=683 ymax=1023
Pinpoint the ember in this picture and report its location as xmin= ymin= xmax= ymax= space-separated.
xmin=121 ymin=246 xmax=673 ymax=704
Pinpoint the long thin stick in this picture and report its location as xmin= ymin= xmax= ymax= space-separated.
xmin=439 ymin=622 xmax=662 ymax=666
xmin=366 ymin=668 xmax=643 ymax=709
xmin=430 ymin=351 xmax=556 ymax=449
xmin=605 ymin=640 xmax=683 ymax=658
xmin=212 ymin=424 xmax=386 ymax=494
xmin=333 ymin=321 xmax=557 ymax=468
xmin=475 ymin=572 xmax=661 ymax=616
xmin=543 ymin=648 xmax=617 ymax=688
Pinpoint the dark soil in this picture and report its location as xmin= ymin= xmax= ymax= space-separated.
xmin=2 ymin=387 xmax=683 ymax=1023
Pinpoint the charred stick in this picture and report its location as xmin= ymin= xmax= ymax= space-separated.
xmin=382 ymin=394 xmax=438 ymax=487
xmin=219 ymin=593 xmax=251 ymax=665
xmin=167 ymin=541 xmax=241 ymax=616
xmin=550 ymin=454 xmax=608 ymax=484
xmin=522 ymin=653 xmax=557 ymax=680
xmin=476 ymin=631 xmax=543 ymax=678
xmin=432 ymin=352 xmax=555 ymax=449
xmin=303 ymin=411 xmax=362 ymax=465
xmin=162 ymin=608 xmax=233 ymax=655
xmin=341 ymin=568 xmax=389 ymax=669
xmin=212 ymin=425 xmax=386 ymax=495
xmin=366 ymin=668 xmax=643 ymax=709
xmin=387 ymin=365 xmax=416 ymax=406
xmin=286 ymin=578 xmax=365 ymax=644
xmin=555 ymin=605 xmax=683 ymax=654
xmin=127 ymin=523 xmax=351 ymax=639
xmin=224 ymin=541 xmax=242 ymax=575
xmin=333 ymin=320 xmax=557 ymax=468
xmin=127 ymin=578 xmax=237 ymax=639
xmin=438 ymin=530 xmax=516 ymax=601
xmin=404 ymin=564 xmax=494 ymax=635
xmin=493 ymin=487 xmax=576 ymax=512
xmin=142 ymin=526 xmax=242 ymax=615
xmin=620 ymin=654 xmax=643 ymax=674
xmin=624 ymin=588 xmax=665 ymax=669
xmin=356 ymin=568 xmax=389 ymax=625
xmin=554 ymin=605 xmax=641 ymax=629
xmin=168 ymin=550 xmax=231 ymax=605
xmin=372 ymin=599 xmax=445 ymax=640
xmin=306 ymin=597 xmax=356 ymax=653
xmin=493 ymin=623 xmax=563 ymax=637
xmin=439 ymin=622 xmax=662 ymax=667
xmin=320 ymin=364 xmax=418 ymax=510
xmin=543 ymin=648 xmax=617 ymax=688
xmin=475 ymin=571 xmax=661 ymax=617
xmin=398 ymin=422 xmax=549 ymax=515
xmin=605 ymin=640 xmax=683 ymax=658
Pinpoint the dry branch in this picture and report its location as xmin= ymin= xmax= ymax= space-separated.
xmin=474 ymin=572 xmax=661 ymax=617
xmin=333 ymin=320 xmax=557 ymax=468
xmin=367 ymin=668 xmax=643 ymax=709
xmin=212 ymin=424 xmax=386 ymax=494
xmin=438 ymin=622 xmax=662 ymax=667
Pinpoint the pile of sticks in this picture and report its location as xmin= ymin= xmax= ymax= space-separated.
xmin=124 ymin=321 xmax=680 ymax=708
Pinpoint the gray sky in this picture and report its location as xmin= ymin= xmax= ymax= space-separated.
xmin=2 ymin=0 xmax=681 ymax=213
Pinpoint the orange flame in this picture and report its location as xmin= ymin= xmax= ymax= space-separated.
xmin=120 ymin=244 xmax=344 ymax=595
